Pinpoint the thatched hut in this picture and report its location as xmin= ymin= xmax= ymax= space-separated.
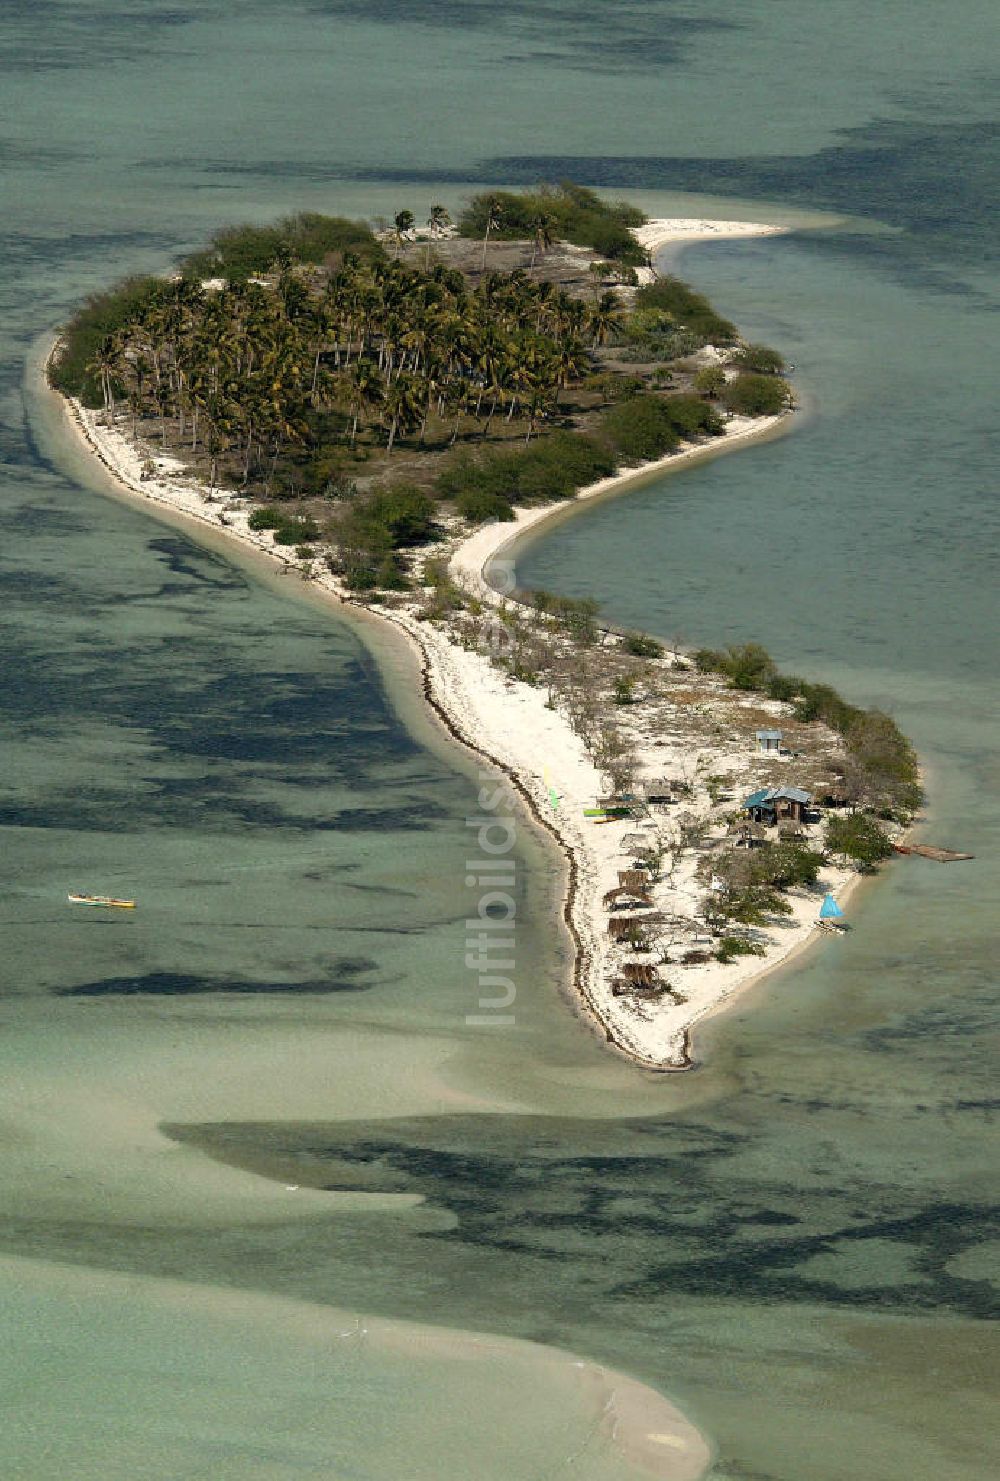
xmin=778 ymin=819 xmax=807 ymax=841
xmin=618 ymin=868 xmax=651 ymax=890
xmin=603 ymin=886 xmax=655 ymax=911
xmin=608 ymin=915 xmax=648 ymax=943
xmin=728 ymin=818 xmax=766 ymax=848
xmin=621 ymin=962 xmax=660 ymax=992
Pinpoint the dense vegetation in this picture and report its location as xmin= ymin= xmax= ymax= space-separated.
xmin=633 ymin=277 xmax=737 ymax=346
xmin=693 ymin=642 xmax=922 ymax=816
xmin=722 ymin=372 xmax=791 ymax=416
xmin=52 ymin=249 xmax=608 ymax=490
xmin=179 ymin=213 xmax=383 ymax=281
xmin=434 ymin=394 xmax=723 ymax=523
xmin=328 ymin=484 xmax=439 ymax=590
xmin=49 ymin=275 xmax=166 ymax=407
xmin=599 ymin=392 xmax=723 ymax=460
xmin=458 ymin=184 xmax=647 ymax=266
xmin=51 ymin=196 xmax=792 ymax=592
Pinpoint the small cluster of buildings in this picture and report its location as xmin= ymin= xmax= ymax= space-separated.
xmin=598 ymin=728 xmax=825 ymax=1001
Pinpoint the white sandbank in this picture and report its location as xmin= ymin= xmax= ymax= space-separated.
xmin=49 ymin=217 xmax=859 ymax=1072
xmin=633 ymin=218 xmax=786 ymax=253
xmin=5 ymin=1255 xmax=711 ymax=1481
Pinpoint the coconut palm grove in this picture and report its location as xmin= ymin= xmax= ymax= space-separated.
xmin=50 ymin=186 xmax=791 ymax=591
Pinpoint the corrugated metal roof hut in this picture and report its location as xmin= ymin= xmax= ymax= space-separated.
xmin=756 ymin=729 xmax=783 ymax=754
xmin=742 ymin=785 xmax=813 ymax=824
xmin=641 ymin=778 xmax=675 ymax=803
xmin=618 ymin=832 xmax=656 ymax=859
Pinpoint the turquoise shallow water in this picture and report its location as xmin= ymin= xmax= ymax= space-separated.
xmin=2 ymin=2 xmax=998 ymax=1477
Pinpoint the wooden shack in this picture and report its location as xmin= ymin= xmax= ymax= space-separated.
xmin=603 ymin=886 xmax=655 ymax=911
xmin=618 ymin=868 xmax=652 ymax=891
xmin=608 ymin=915 xmax=648 ymax=943
xmin=622 ymin=961 xmax=657 ymax=987
xmin=742 ymin=785 xmax=813 ymax=826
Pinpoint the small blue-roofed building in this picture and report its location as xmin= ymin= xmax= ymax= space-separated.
xmin=756 ymin=728 xmax=783 ymax=755
xmin=742 ymin=785 xmax=813 ymax=825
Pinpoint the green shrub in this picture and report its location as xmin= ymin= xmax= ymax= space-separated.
xmin=716 ymin=885 xmax=794 ymax=926
xmin=620 ymin=307 xmax=706 ymax=362
xmin=661 ymin=393 xmax=725 ymax=438
xmin=247 ymin=508 xmax=286 ymax=531
xmin=844 ymin=710 xmax=920 ymax=799
xmin=723 ymin=642 xmax=778 ymax=690
xmin=350 ymin=483 xmax=437 ymax=547
xmin=457 ymin=184 xmax=647 ymax=264
xmin=589 ymin=372 xmax=645 ymax=401
xmin=621 ymin=632 xmax=664 ymax=658
xmin=329 ymin=483 xmax=438 ymax=590
xmin=421 ymin=558 xmax=466 ymax=613
xmin=600 ymin=395 xmax=681 ymax=461
xmin=248 ymin=507 xmax=321 ymax=543
xmin=723 ymin=373 xmax=791 ymax=416
xmin=180 ymin=213 xmax=381 ymax=280
xmin=733 ymin=344 xmax=786 ymax=374
xmin=536 ymin=430 xmax=616 ymax=487
xmin=437 ymin=432 xmax=613 ymax=512
xmin=765 ymin=672 xmax=802 ymax=702
xmin=758 ymin=843 xmax=824 ymax=889
xmin=634 ymin=277 xmax=737 ymax=344
xmin=793 ymin=681 xmax=858 ymax=730
xmin=455 ymin=487 xmax=515 ymax=524
xmin=694 ymin=647 xmax=727 ymax=674
xmin=436 ymin=449 xmax=511 ymax=504
xmin=693 ymin=366 xmax=726 ymax=396
xmin=550 ymin=594 xmax=600 ymax=644
xmin=716 ymin=935 xmax=767 ymax=964
xmin=826 ymin=813 xmax=895 ymax=870
xmin=273 ymin=517 xmax=320 ymax=545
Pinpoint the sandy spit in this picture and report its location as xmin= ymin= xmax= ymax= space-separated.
xmin=42 ymin=218 xmax=859 ymax=1074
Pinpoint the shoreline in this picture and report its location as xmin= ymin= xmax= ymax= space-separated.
xmin=41 ymin=217 xmax=874 ymax=1073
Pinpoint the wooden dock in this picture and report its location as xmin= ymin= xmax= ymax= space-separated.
xmin=894 ymin=843 xmax=974 ymax=862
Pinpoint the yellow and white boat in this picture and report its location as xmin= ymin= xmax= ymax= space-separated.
xmin=68 ymin=893 xmax=137 ymax=910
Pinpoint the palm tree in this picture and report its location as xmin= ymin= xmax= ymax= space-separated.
xmin=427 ymin=204 xmax=451 ymax=238
xmin=528 ymin=212 xmax=555 ymax=274
xmin=393 ymin=210 xmax=415 ymax=258
xmin=203 ymin=393 xmax=234 ymax=491
xmin=554 ymin=336 xmax=590 ymax=407
xmin=345 ymin=362 xmax=382 ymax=448
xmin=87 ymin=334 xmax=123 ymax=422
xmin=481 ymin=196 xmax=502 ymax=272
xmin=382 ymin=373 xmax=424 ymax=454
xmin=587 ymin=291 xmax=624 ymax=350
xmin=523 ymin=385 xmax=550 ymax=444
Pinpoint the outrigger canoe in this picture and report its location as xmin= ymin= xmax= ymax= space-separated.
xmin=68 ymin=893 xmax=137 ymax=909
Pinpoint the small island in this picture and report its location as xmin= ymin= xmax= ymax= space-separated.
xmin=48 ymin=186 xmax=920 ymax=1067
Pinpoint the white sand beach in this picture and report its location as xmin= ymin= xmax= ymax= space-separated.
xmin=49 ymin=218 xmax=862 ymax=1071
